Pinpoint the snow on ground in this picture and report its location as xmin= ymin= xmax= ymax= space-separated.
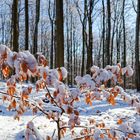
xmin=0 ymin=81 xmax=140 ymax=140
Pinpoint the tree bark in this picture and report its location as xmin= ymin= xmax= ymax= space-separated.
xmin=12 ymin=0 xmax=19 ymax=52
xmin=48 ymin=0 xmax=55 ymax=69
xmin=102 ymin=0 xmax=105 ymax=68
xmin=110 ymin=0 xmax=117 ymax=65
xmin=33 ymin=0 xmax=40 ymax=56
xmin=86 ymin=0 xmax=93 ymax=74
xmin=25 ymin=0 xmax=29 ymax=50
xmin=56 ymin=0 xmax=64 ymax=67
xmin=81 ymin=0 xmax=87 ymax=76
xmin=66 ymin=0 xmax=70 ymax=85
xmin=135 ymin=0 xmax=140 ymax=91
xmin=70 ymin=13 xmax=73 ymax=85
xmin=106 ymin=0 xmax=111 ymax=65
xmin=116 ymin=21 xmax=122 ymax=63
xmin=122 ymin=0 xmax=126 ymax=89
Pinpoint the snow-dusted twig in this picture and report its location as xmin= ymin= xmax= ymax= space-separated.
xmin=0 ymin=90 xmax=49 ymax=116
xmin=46 ymin=85 xmax=65 ymax=114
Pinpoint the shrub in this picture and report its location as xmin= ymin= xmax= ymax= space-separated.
xmin=0 ymin=45 xmax=139 ymax=140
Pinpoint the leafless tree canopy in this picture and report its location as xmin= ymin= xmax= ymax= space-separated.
xmin=0 ymin=0 xmax=139 ymax=90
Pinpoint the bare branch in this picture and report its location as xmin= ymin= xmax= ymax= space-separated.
xmin=131 ymin=0 xmax=137 ymax=13
xmin=74 ymin=0 xmax=83 ymax=24
xmin=46 ymin=86 xmax=65 ymax=114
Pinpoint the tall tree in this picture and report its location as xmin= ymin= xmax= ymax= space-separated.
xmin=56 ymin=0 xmax=64 ymax=67
xmin=33 ymin=0 xmax=40 ymax=55
xmin=86 ymin=0 xmax=93 ymax=74
xmin=0 ymin=12 xmax=5 ymax=44
xmin=25 ymin=0 xmax=29 ymax=50
xmin=12 ymin=0 xmax=19 ymax=52
xmin=106 ymin=0 xmax=111 ymax=65
xmin=122 ymin=0 xmax=126 ymax=89
xmin=70 ymin=13 xmax=73 ymax=84
xmin=75 ymin=0 xmax=88 ymax=76
xmin=48 ymin=0 xmax=55 ymax=68
xmin=135 ymin=0 xmax=140 ymax=91
xmin=66 ymin=0 xmax=70 ymax=84
xmin=110 ymin=0 xmax=117 ymax=65
xmin=82 ymin=0 xmax=87 ymax=76
xmin=116 ymin=14 xmax=123 ymax=63
xmin=102 ymin=0 xmax=105 ymax=68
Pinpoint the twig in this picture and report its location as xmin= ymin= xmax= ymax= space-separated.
xmin=60 ymin=125 xmax=95 ymax=130
xmin=0 ymin=90 xmax=20 ymax=99
xmin=52 ymin=129 xmax=56 ymax=138
xmin=30 ymin=112 xmax=43 ymax=122
xmin=60 ymin=125 xmax=137 ymax=140
xmin=73 ymin=134 xmax=94 ymax=140
xmin=0 ymin=90 xmax=49 ymax=116
xmin=131 ymin=0 xmax=137 ymax=13
xmin=46 ymin=86 xmax=65 ymax=114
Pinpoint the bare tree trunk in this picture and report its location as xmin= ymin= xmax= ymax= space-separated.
xmin=110 ymin=24 xmax=115 ymax=65
xmin=98 ymin=37 xmax=102 ymax=67
xmin=54 ymin=20 xmax=57 ymax=67
xmin=81 ymin=24 xmax=85 ymax=76
xmin=75 ymin=0 xmax=87 ymax=76
xmin=66 ymin=0 xmax=70 ymax=85
xmin=12 ymin=0 xmax=19 ymax=52
xmin=73 ymin=37 xmax=76 ymax=81
xmin=50 ymin=21 xmax=54 ymax=68
xmin=81 ymin=0 xmax=87 ymax=76
xmin=70 ymin=13 xmax=73 ymax=85
xmin=86 ymin=0 xmax=93 ymax=74
xmin=116 ymin=30 xmax=120 ymax=63
xmin=1 ymin=13 xmax=5 ymax=44
xmin=116 ymin=21 xmax=122 ymax=63
xmin=10 ymin=15 xmax=13 ymax=48
xmin=25 ymin=0 xmax=29 ymax=50
xmin=135 ymin=0 xmax=140 ymax=91
xmin=56 ymin=0 xmax=64 ymax=67
xmin=73 ymin=22 xmax=76 ymax=84
xmin=48 ymin=0 xmax=55 ymax=69
xmin=102 ymin=0 xmax=105 ymax=68
xmin=106 ymin=0 xmax=111 ymax=65
xmin=110 ymin=1 xmax=117 ymax=65
xmin=122 ymin=0 xmax=126 ymax=89
xmin=40 ymin=21 xmax=44 ymax=53
xmin=33 ymin=0 xmax=40 ymax=56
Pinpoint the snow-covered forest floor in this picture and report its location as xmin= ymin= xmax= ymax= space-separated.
xmin=0 ymin=81 xmax=140 ymax=140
